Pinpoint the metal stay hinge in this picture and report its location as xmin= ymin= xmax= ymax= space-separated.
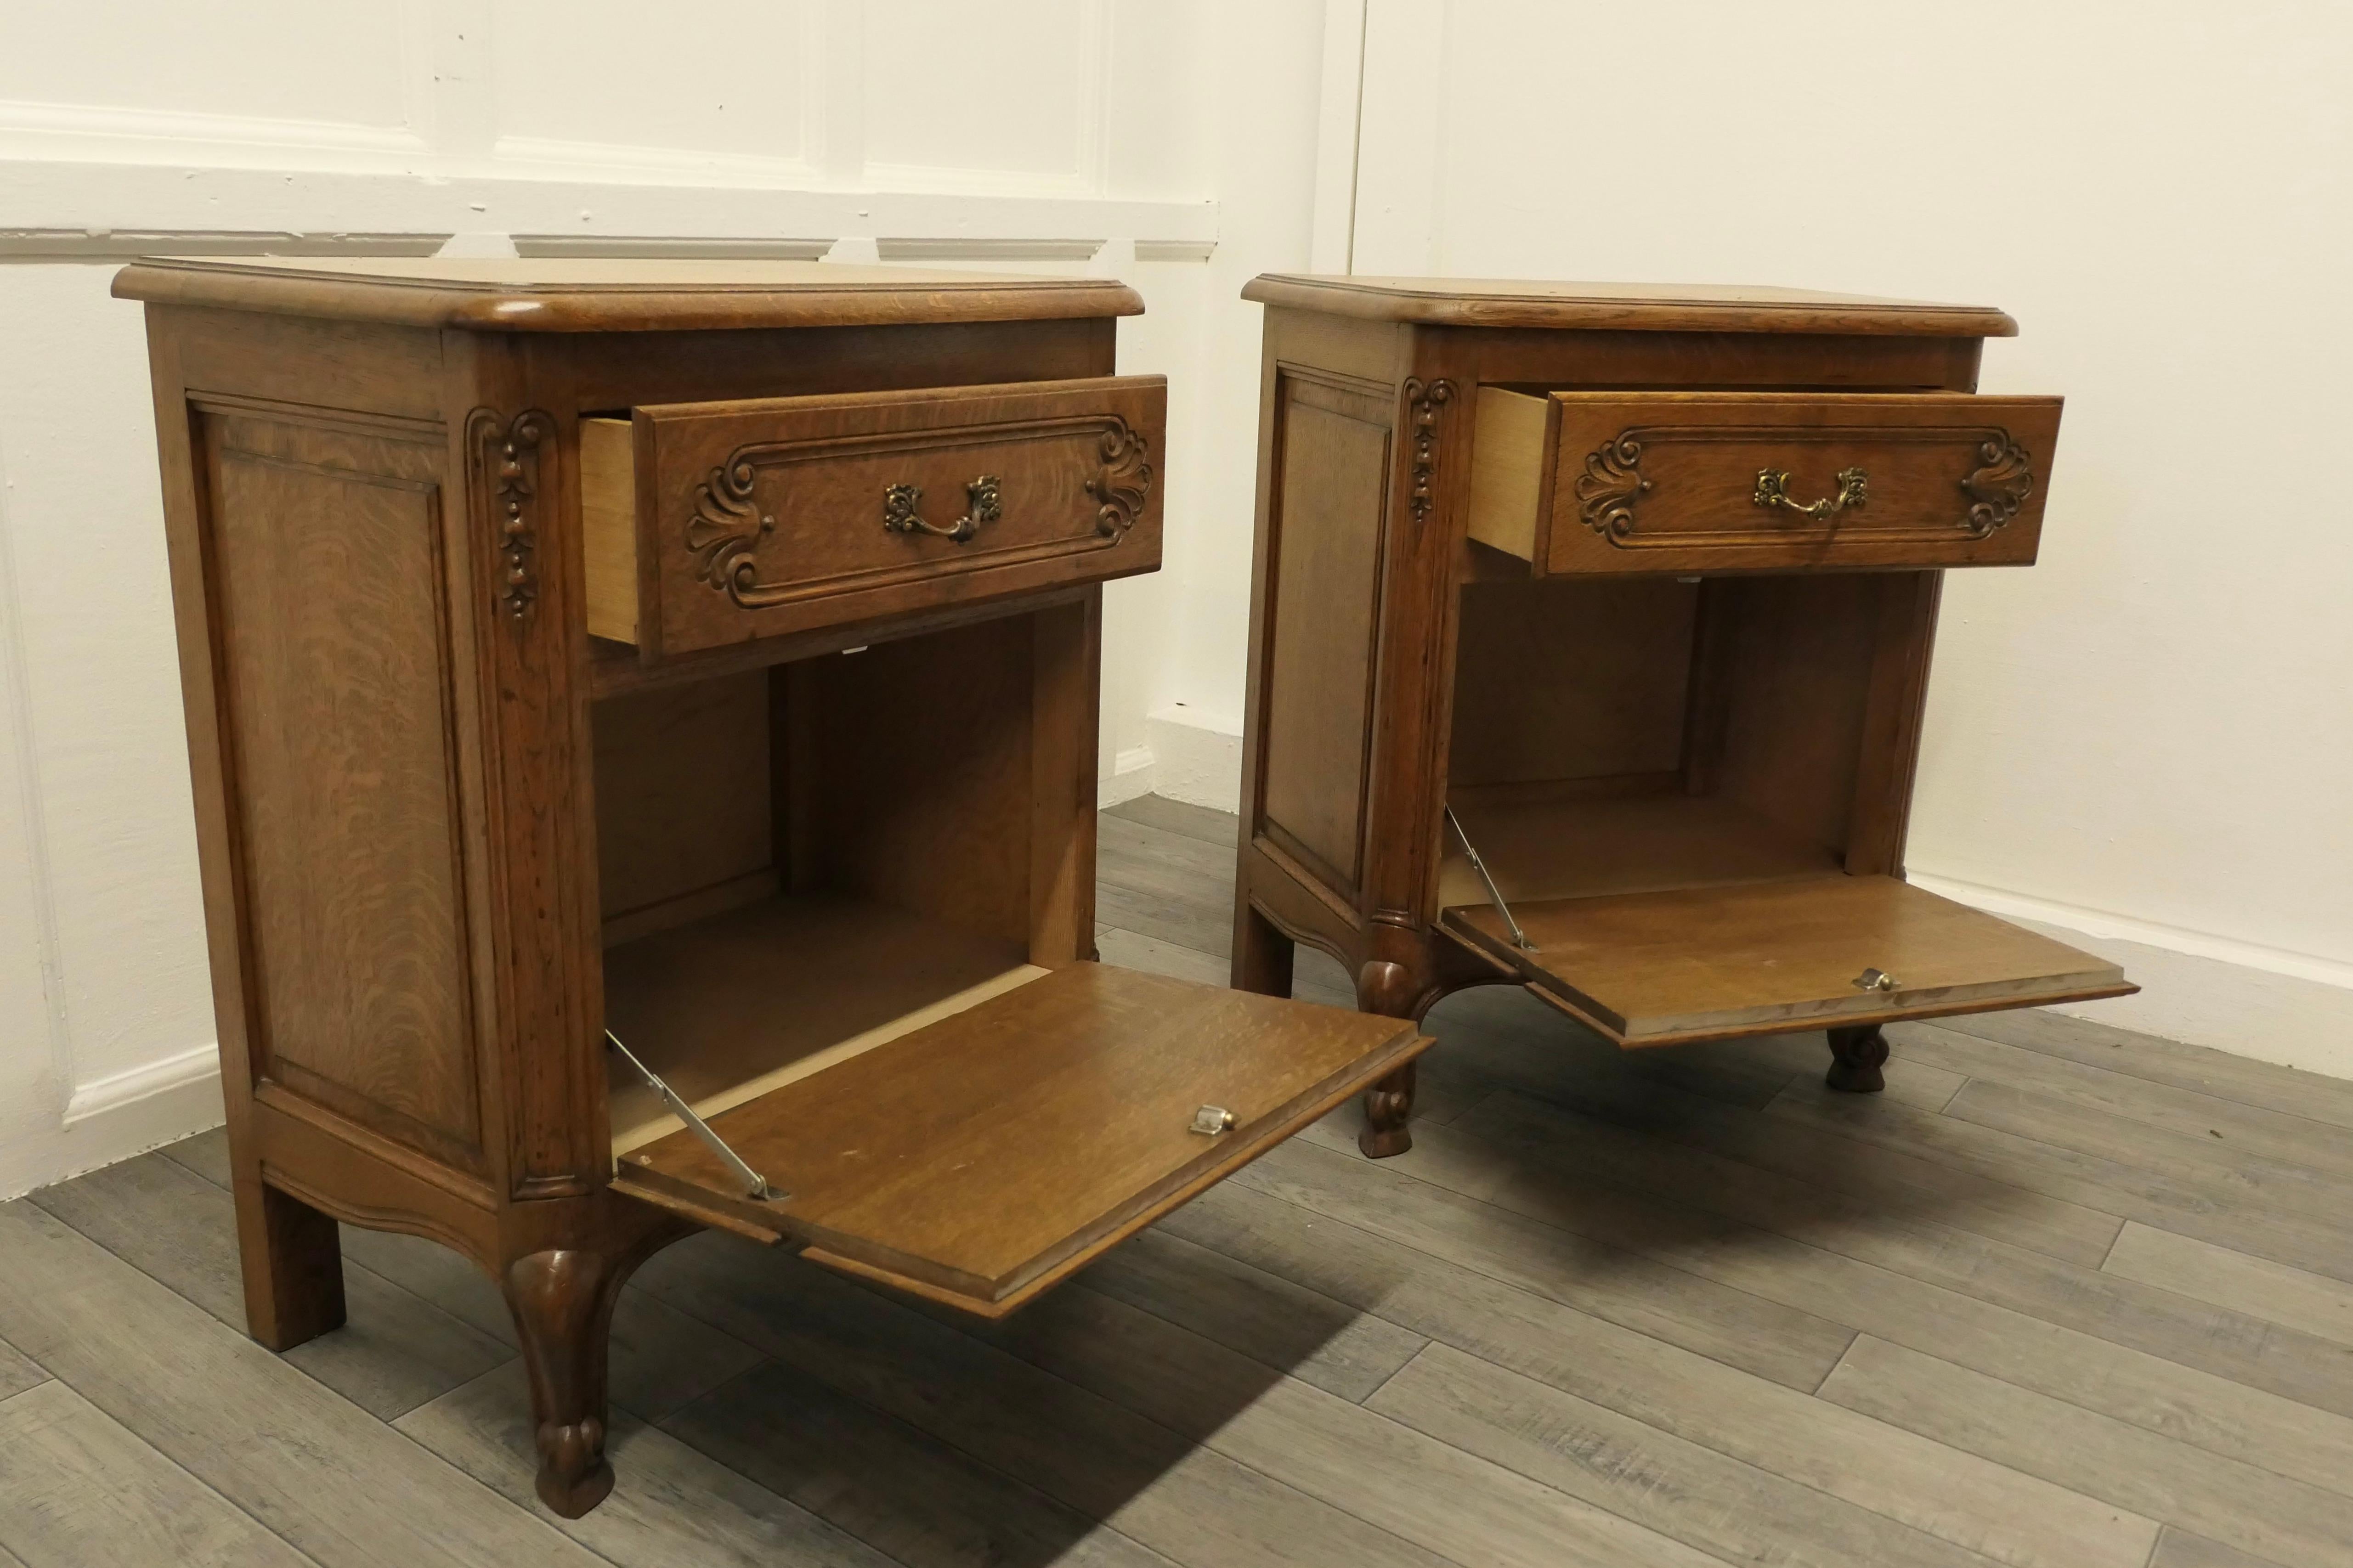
xmin=605 ymin=1030 xmax=784 ymax=1202
xmin=1446 ymin=805 xmax=1534 ymax=952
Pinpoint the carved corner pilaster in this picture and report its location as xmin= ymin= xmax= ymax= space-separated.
xmin=1402 ymin=377 xmax=1455 ymax=524
xmin=469 ymin=408 xmax=555 ymax=621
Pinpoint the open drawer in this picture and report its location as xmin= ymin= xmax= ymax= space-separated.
xmin=1467 ymin=390 xmax=2062 ymax=575
xmin=583 ymin=376 xmax=1165 ymax=658
xmin=609 ymin=958 xmax=1422 ymax=1315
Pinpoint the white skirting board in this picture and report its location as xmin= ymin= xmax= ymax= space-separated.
xmin=1130 ymin=704 xmax=2353 ymax=1083
xmin=1906 ymin=873 xmax=2353 ymax=1083
xmin=1094 ymin=705 xmax=1244 ymax=812
xmin=0 ymin=1043 xmax=224 ymax=1202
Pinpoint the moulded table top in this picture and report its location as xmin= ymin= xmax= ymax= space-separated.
xmin=1241 ymin=274 xmax=2016 ymax=337
xmin=112 ymin=256 xmax=1145 ymax=333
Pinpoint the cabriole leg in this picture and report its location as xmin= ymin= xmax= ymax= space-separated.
xmin=1359 ymin=1060 xmax=1418 ymax=1159
xmin=1825 ymin=1024 xmax=1891 ymax=1094
xmin=1356 ymin=958 xmax=1424 ymax=1157
xmin=503 ymin=1248 xmax=627 ymax=1517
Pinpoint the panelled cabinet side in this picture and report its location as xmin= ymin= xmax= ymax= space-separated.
xmin=140 ymin=305 xmax=346 ymax=1349
xmin=1235 ymin=310 xmax=1389 ymax=990
xmin=145 ymin=306 xmax=518 ymax=1336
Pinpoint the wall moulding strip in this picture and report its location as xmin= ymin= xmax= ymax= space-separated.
xmin=0 ymin=161 xmax=1221 ymax=258
xmin=0 ymin=230 xmax=450 ymax=263
xmin=0 ymin=231 xmax=1219 ymax=267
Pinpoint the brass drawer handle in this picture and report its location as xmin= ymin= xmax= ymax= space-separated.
xmin=1753 ymin=466 xmax=1867 ymax=521
xmin=882 ymin=477 xmax=1001 ymax=544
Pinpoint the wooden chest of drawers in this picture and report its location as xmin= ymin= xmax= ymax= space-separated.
xmin=118 ymin=257 xmax=1426 ymax=1515
xmin=1226 ymin=276 xmax=2133 ymax=1156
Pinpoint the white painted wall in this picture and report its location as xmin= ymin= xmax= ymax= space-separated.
xmin=11 ymin=0 xmax=2343 ymax=1199
xmin=1145 ymin=0 xmax=2353 ymax=1074
xmin=0 ymin=0 xmax=1342 ymax=1198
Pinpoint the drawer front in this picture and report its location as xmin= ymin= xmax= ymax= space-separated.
xmin=600 ymin=377 xmax=1164 ymax=656
xmin=1535 ymin=392 xmax=2061 ymax=574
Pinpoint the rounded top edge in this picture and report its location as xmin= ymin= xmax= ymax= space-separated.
xmin=112 ymin=257 xmax=1146 ymax=332
xmin=1239 ymin=273 xmax=2017 ymax=338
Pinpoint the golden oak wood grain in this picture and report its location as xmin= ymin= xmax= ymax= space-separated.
xmin=1467 ymin=390 xmax=2064 ymax=575
xmin=593 ymin=377 xmax=1165 ymax=659
xmin=601 ymin=889 xmax=1033 ymax=1151
xmin=617 ymin=963 xmax=1427 ymax=1312
xmin=1445 ymin=874 xmax=2130 ymax=1045
xmin=578 ymin=417 xmax=638 ymax=644
xmin=201 ymin=409 xmax=481 ymax=1170
xmin=115 ymin=257 xmax=1143 ymax=333
xmin=134 ymin=255 xmax=1425 ymax=1519
xmin=1243 ymin=275 xmax=2018 ymax=336
xmin=1255 ymin=374 xmax=1395 ymax=893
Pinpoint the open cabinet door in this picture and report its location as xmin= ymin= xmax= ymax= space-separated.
xmin=611 ymin=963 xmax=1425 ymax=1315
xmin=1442 ymin=873 xmax=2132 ymax=1048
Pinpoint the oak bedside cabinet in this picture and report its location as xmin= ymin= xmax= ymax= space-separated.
xmin=117 ymin=256 xmax=1428 ymax=1515
xmin=1225 ymin=276 xmax=2134 ymax=1157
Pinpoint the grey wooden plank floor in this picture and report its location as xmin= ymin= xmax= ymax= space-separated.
xmin=5 ymin=794 xmax=2351 ymax=1568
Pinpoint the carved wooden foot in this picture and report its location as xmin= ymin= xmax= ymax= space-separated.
xmin=235 ymin=1179 xmax=346 ymax=1352
xmin=1354 ymin=959 xmax=1427 ymax=1156
xmin=503 ymin=1249 xmax=625 ymax=1517
xmin=1825 ymin=1024 xmax=1890 ymax=1094
xmin=1358 ymin=1060 xmax=1418 ymax=1158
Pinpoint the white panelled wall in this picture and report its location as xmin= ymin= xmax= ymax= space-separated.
xmin=0 ymin=0 xmax=1339 ymax=1198
xmin=3 ymin=0 xmax=2347 ymax=1196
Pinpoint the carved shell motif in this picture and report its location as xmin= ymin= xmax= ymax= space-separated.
xmin=684 ymin=456 xmax=775 ymax=604
xmin=1574 ymin=435 xmax=1651 ymax=539
xmin=1085 ymin=422 xmax=1154 ymax=537
xmin=1959 ymin=434 xmax=2034 ymax=537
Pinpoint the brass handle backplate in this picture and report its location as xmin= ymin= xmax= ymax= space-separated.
xmin=883 ymin=476 xmax=1001 ymax=543
xmin=1754 ymin=466 xmax=1867 ymax=521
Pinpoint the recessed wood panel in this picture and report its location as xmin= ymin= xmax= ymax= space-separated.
xmin=204 ymin=416 xmax=477 ymax=1162
xmin=1258 ymin=376 xmax=1391 ymax=892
